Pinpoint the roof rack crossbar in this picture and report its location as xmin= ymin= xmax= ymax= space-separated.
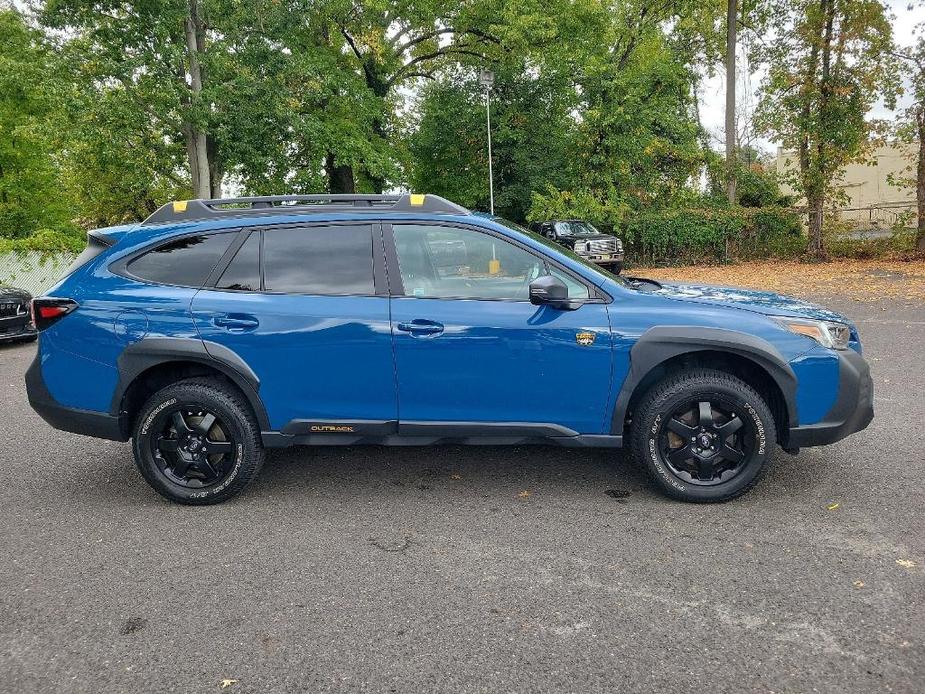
xmin=142 ymin=193 xmax=468 ymax=225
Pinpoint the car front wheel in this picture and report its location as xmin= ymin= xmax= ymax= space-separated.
xmin=630 ymin=369 xmax=776 ymax=502
xmin=132 ymin=378 xmax=265 ymax=505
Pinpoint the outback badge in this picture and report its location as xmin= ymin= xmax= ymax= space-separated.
xmin=575 ymin=331 xmax=596 ymax=346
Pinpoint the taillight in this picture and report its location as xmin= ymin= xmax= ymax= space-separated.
xmin=31 ymin=297 xmax=78 ymax=331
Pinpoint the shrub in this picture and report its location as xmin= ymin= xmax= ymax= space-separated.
xmin=621 ymin=206 xmax=803 ymax=266
xmin=0 ymin=228 xmax=85 ymax=255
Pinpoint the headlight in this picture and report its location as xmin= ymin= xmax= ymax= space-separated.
xmin=774 ymin=316 xmax=851 ymax=350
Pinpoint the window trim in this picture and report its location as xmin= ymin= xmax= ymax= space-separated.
xmin=202 ymin=220 xmax=385 ymax=298
xmin=111 ymin=229 xmax=243 ymax=289
xmin=382 ymin=221 xmax=610 ymax=304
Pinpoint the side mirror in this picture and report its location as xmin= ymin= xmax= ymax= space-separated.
xmin=529 ymin=275 xmax=574 ymax=309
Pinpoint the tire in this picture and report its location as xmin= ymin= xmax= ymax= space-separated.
xmin=630 ymin=369 xmax=776 ymax=503
xmin=132 ymin=378 xmax=265 ymax=505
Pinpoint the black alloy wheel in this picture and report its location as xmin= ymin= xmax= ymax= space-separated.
xmin=630 ymin=369 xmax=776 ymax=502
xmin=132 ymin=378 xmax=264 ymax=504
xmin=659 ymin=398 xmax=753 ymax=486
xmin=152 ymin=407 xmax=236 ymax=488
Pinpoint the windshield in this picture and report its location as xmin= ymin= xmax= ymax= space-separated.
xmin=554 ymin=221 xmax=600 ymax=237
xmin=494 ymin=218 xmax=629 ymax=287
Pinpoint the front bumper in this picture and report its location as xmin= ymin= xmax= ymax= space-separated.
xmin=26 ymin=351 xmax=127 ymax=441
xmin=787 ymin=348 xmax=873 ymax=448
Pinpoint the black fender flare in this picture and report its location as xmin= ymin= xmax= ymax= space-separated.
xmin=610 ymin=326 xmax=798 ymax=436
xmin=112 ymin=337 xmax=270 ymax=432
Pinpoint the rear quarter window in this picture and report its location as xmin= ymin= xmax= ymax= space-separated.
xmin=127 ymin=233 xmax=234 ymax=287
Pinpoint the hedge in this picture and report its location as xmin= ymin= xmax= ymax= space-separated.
xmin=620 ymin=206 xmax=803 ymax=266
xmin=0 ymin=229 xmax=85 ymax=255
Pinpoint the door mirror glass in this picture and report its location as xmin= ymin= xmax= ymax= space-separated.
xmin=529 ymin=275 xmax=572 ymax=309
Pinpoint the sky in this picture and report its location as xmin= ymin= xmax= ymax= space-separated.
xmin=697 ymin=0 xmax=923 ymax=156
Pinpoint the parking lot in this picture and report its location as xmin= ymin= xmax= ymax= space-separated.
xmin=1 ymin=288 xmax=922 ymax=693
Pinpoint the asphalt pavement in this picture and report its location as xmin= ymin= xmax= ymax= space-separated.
xmin=0 ymin=294 xmax=922 ymax=693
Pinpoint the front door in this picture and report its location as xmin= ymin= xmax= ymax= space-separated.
xmin=387 ymin=223 xmax=613 ymax=435
xmin=192 ymin=223 xmax=396 ymax=432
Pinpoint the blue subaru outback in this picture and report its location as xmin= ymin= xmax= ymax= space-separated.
xmin=26 ymin=194 xmax=873 ymax=504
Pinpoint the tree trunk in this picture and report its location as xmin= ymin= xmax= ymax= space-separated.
xmin=725 ymin=0 xmax=737 ymax=204
xmin=325 ymin=152 xmax=356 ymax=194
xmin=806 ymin=0 xmax=835 ymax=260
xmin=917 ymin=107 xmax=925 ymax=252
xmin=184 ymin=0 xmax=211 ymax=199
xmin=207 ymin=135 xmax=222 ymax=198
xmin=807 ymin=192 xmax=825 ymax=259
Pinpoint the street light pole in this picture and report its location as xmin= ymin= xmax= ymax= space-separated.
xmin=480 ymin=69 xmax=495 ymax=215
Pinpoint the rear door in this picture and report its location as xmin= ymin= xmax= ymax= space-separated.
xmin=191 ymin=222 xmax=397 ymax=433
xmin=386 ymin=222 xmax=614 ymax=436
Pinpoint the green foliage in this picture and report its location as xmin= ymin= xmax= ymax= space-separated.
xmin=622 ymin=207 xmax=803 ymax=266
xmin=756 ymin=0 xmax=899 ymax=255
xmin=526 ymin=186 xmax=629 ymax=231
xmin=827 ymin=229 xmax=921 ymax=259
xmin=410 ymin=64 xmax=575 ymax=222
xmin=0 ymin=228 xmax=85 ymax=254
xmin=0 ymin=9 xmax=76 ymax=239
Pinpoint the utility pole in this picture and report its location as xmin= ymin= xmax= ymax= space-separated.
xmin=480 ymin=69 xmax=495 ymax=215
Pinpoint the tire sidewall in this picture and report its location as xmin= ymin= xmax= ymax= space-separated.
xmin=132 ymin=385 xmax=257 ymax=504
xmin=640 ymin=379 xmax=774 ymax=502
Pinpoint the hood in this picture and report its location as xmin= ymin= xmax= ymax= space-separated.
xmin=0 ymin=286 xmax=32 ymax=301
xmin=654 ymin=282 xmax=850 ymax=323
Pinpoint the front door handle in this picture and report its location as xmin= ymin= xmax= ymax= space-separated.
xmin=396 ymin=320 xmax=444 ymax=336
xmin=213 ymin=314 xmax=259 ymax=332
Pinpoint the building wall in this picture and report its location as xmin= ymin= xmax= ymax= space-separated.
xmin=774 ymin=144 xmax=918 ymax=229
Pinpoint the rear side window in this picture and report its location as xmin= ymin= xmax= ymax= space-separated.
xmin=263 ymin=225 xmax=373 ymax=295
xmin=216 ymin=232 xmax=260 ymax=291
xmin=128 ymin=233 xmax=233 ymax=287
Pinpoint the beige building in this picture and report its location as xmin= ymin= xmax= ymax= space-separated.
xmin=774 ymin=144 xmax=918 ymax=230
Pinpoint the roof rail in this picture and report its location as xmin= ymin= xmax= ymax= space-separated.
xmin=141 ymin=193 xmax=469 ymax=226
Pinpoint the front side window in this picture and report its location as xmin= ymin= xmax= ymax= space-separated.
xmin=127 ymin=233 xmax=234 ymax=287
xmin=263 ymin=224 xmax=374 ymax=295
xmin=393 ymin=224 xmax=552 ymax=301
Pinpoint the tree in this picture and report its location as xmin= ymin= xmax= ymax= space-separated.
xmin=319 ymin=0 xmax=505 ymax=192
xmin=0 ymin=8 xmax=74 ymax=238
xmin=409 ymin=64 xmax=575 ymax=221
xmin=42 ymin=1 xmax=223 ymax=198
xmin=725 ymin=0 xmax=738 ymax=203
xmin=891 ymin=2 xmax=925 ymax=251
xmin=758 ymin=0 xmax=897 ymax=258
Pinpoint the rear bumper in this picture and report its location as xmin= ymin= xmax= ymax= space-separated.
xmin=25 ymin=351 xmax=127 ymax=441
xmin=0 ymin=321 xmax=36 ymax=342
xmin=787 ymin=348 xmax=873 ymax=448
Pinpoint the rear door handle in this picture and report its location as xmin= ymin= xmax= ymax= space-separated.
xmin=213 ymin=314 xmax=259 ymax=332
xmin=396 ymin=320 xmax=444 ymax=336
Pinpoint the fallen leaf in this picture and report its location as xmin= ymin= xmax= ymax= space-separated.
xmin=853 ymin=580 xmax=865 ymax=588
xmin=220 ymin=680 xmax=238 ymax=689
xmin=518 ymin=490 xmax=532 ymax=498
xmin=827 ymin=502 xmax=840 ymax=511
xmin=896 ymin=559 xmax=917 ymax=568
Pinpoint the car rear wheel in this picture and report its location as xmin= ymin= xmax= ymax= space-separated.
xmin=630 ymin=369 xmax=776 ymax=502
xmin=132 ymin=378 xmax=264 ymax=505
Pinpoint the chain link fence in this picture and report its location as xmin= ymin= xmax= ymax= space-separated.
xmin=0 ymin=251 xmax=78 ymax=295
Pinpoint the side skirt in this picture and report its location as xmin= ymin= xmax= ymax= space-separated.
xmin=262 ymin=419 xmax=622 ymax=449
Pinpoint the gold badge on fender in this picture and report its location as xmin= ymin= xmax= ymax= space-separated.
xmin=576 ymin=331 xmax=596 ymax=346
